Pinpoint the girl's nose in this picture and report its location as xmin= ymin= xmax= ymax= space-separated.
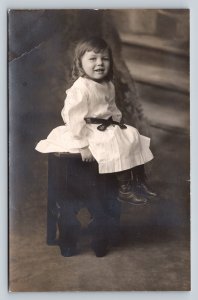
xmin=96 ymin=58 xmax=103 ymax=65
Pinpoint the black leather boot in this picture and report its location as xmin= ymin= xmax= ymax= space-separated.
xmin=132 ymin=165 xmax=157 ymax=198
xmin=117 ymin=181 xmax=147 ymax=205
xmin=116 ymin=170 xmax=147 ymax=205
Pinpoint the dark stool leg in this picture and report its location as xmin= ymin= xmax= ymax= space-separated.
xmin=85 ymin=172 xmax=122 ymax=255
xmin=55 ymin=156 xmax=81 ymax=257
xmin=85 ymin=177 xmax=109 ymax=257
xmin=87 ymin=205 xmax=109 ymax=257
xmin=47 ymin=154 xmax=81 ymax=255
xmin=100 ymin=174 xmax=122 ymax=246
xmin=47 ymin=154 xmax=60 ymax=245
xmin=57 ymin=200 xmax=81 ymax=257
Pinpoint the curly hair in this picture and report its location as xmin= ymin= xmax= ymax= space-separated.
xmin=71 ymin=36 xmax=113 ymax=83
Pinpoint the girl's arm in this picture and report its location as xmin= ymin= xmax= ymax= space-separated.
xmin=61 ymin=86 xmax=89 ymax=148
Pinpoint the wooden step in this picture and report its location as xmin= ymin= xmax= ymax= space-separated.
xmin=119 ymin=32 xmax=189 ymax=57
xmin=124 ymin=58 xmax=189 ymax=94
xmin=136 ymin=83 xmax=189 ymax=133
xmin=119 ymin=32 xmax=189 ymax=93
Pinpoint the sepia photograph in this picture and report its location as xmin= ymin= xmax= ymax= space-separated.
xmin=8 ymin=9 xmax=190 ymax=291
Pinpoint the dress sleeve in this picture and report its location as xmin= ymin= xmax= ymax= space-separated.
xmin=108 ymin=82 xmax=122 ymax=122
xmin=61 ymin=84 xmax=89 ymax=148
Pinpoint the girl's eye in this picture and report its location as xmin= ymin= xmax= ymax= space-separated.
xmin=89 ymin=58 xmax=96 ymax=61
xmin=103 ymin=57 xmax=109 ymax=61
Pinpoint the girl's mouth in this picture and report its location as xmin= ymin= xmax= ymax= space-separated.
xmin=95 ymin=69 xmax=104 ymax=73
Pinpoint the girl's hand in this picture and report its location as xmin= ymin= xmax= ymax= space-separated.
xmin=80 ymin=147 xmax=95 ymax=162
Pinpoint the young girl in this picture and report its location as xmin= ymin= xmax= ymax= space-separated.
xmin=36 ymin=37 xmax=156 ymax=206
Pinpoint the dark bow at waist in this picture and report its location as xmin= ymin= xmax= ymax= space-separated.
xmin=84 ymin=117 xmax=127 ymax=131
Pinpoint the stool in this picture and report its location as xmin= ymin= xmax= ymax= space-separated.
xmin=47 ymin=153 xmax=121 ymax=256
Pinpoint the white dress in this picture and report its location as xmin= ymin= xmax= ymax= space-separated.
xmin=35 ymin=77 xmax=153 ymax=174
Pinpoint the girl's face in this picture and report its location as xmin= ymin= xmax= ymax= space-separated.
xmin=81 ymin=49 xmax=110 ymax=81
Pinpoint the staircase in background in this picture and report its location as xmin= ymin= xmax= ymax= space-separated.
xmin=117 ymin=9 xmax=189 ymax=93
xmin=114 ymin=9 xmax=190 ymax=133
